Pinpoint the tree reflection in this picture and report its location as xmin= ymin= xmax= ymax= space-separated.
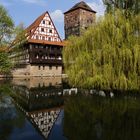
xmin=0 ymin=83 xmax=25 ymax=140
xmin=64 ymin=94 xmax=140 ymax=140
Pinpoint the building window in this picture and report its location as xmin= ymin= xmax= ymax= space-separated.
xmin=49 ymin=29 xmax=52 ymax=33
xmin=41 ymin=28 xmax=44 ymax=32
xmin=48 ymin=37 xmax=51 ymax=41
xmin=49 ymin=66 xmax=52 ymax=70
xmin=35 ymin=54 xmax=39 ymax=59
xmin=38 ymin=66 xmax=41 ymax=70
xmin=42 ymin=36 xmax=45 ymax=40
xmin=40 ymin=46 xmax=43 ymax=49
xmin=43 ymin=20 xmax=45 ymax=24
xmin=42 ymin=55 xmax=44 ymax=59
xmin=38 ymin=83 xmax=40 ymax=87
xmin=49 ymin=21 xmax=51 ymax=25
xmin=30 ymin=45 xmax=32 ymax=49
xmin=36 ymin=35 xmax=39 ymax=39
xmin=90 ymin=19 xmax=93 ymax=23
xmin=58 ymin=56 xmax=62 ymax=60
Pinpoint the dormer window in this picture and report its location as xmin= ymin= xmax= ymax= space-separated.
xmin=41 ymin=28 xmax=44 ymax=32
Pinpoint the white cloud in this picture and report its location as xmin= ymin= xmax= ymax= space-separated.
xmin=50 ymin=10 xmax=63 ymax=23
xmin=87 ymin=1 xmax=105 ymax=17
xmin=0 ymin=0 xmax=47 ymax=6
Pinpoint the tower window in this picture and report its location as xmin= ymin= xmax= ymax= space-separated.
xmin=90 ymin=20 xmax=93 ymax=23
xmin=41 ymin=28 xmax=44 ymax=32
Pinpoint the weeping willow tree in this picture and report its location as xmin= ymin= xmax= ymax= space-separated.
xmin=103 ymin=0 xmax=140 ymax=15
xmin=63 ymin=10 xmax=140 ymax=91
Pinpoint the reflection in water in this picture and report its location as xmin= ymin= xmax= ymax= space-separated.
xmin=1 ymin=78 xmax=140 ymax=140
xmin=64 ymin=94 xmax=140 ymax=140
xmin=11 ymin=77 xmax=65 ymax=140
xmin=0 ymin=90 xmax=27 ymax=140
xmin=11 ymin=77 xmax=62 ymax=88
xmin=29 ymin=108 xmax=61 ymax=139
xmin=0 ymin=77 xmax=70 ymax=140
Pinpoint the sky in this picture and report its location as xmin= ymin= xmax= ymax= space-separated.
xmin=0 ymin=0 xmax=105 ymax=39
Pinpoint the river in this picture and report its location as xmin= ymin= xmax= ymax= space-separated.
xmin=0 ymin=77 xmax=140 ymax=140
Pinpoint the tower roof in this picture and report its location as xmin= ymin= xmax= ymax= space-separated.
xmin=64 ymin=1 xmax=96 ymax=14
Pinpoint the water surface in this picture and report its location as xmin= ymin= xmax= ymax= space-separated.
xmin=0 ymin=78 xmax=140 ymax=140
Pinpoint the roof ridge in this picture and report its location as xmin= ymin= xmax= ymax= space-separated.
xmin=64 ymin=1 xmax=96 ymax=14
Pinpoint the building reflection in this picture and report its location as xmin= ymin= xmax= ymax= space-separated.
xmin=11 ymin=77 xmax=65 ymax=140
xmin=11 ymin=77 xmax=62 ymax=88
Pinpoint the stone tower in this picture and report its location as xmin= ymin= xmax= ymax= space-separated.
xmin=64 ymin=1 xmax=96 ymax=39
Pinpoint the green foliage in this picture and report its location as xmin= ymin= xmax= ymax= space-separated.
xmin=0 ymin=5 xmax=26 ymax=74
xmin=63 ymin=10 xmax=140 ymax=90
xmin=11 ymin=23 xmax=27 ymax=52
xmin=0 ymin=5 xmax=14 ymax=46
xmin=103 ymin=0 xmax=140 ymax=15
xmin=0 ymin=52 xmax=13 ymax=74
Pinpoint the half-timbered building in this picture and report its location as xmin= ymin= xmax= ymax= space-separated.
xmin=10 ymin=11 xmax=63 ymax=77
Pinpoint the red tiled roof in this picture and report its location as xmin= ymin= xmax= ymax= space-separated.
xmin=26 ymin=11 xmax=62 ymax=43
xmin=28 ymin=39 xmax=64 ymax=46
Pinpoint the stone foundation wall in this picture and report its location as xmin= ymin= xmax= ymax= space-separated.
xmin=12 ymin=64 xmax=62 ymax=77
